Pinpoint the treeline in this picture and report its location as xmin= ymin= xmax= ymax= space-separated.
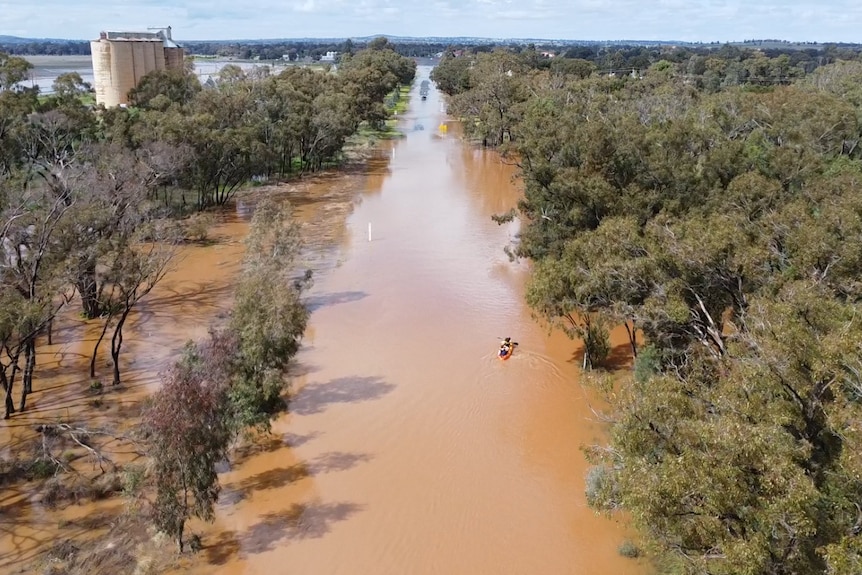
xmin=0 ymin=40 xmax=91 ymax=56
xmin=7 ymin=36 xmax=862 ymax=68
xmin=435 ymin=48 xmax=862 ymax=573
xmin=435 ymin=43 xmax=862 ymax=94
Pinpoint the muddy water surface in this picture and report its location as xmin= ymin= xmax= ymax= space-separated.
xmin=189 ymin=67 xmax=647 ymax=575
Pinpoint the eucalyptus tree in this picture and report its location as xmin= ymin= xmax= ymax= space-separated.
xmin=0 ymin=53 xmax=38 ymax=177
xmin=128 ymin=67 xmax=201 ymax=110
xmin=0 ymin=165 xmax=76 ymax=417
xmin=448 ymin=48 xmax=530 ymax=146
xmin=226 ymin=197 xmax=311 ymax=430
xmin=339 ymin=41 xmax=416 ymax=128
xmin=430 ymin=50 xmax=472 ymax=96
xmin=256 ymin=66 xmax=356 ymax=175
xmin=69 ymin=142 xmax=183 ymax=384
xmin=151 ymin=85 xmax=265 ymax=209
xmin=144 ymin=334 xmax=233 ymax=552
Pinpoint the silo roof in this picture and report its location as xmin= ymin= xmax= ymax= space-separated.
xmin=101 ymin=31 xmax=181 ymax=48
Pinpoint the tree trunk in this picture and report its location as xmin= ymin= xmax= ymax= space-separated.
xmin=91 ymin=314 xmax=113 ymax=378
xmin=624 ymin=319 xmax=638 ymax=358
xmin=4 ymin=363 xmax=17 ymax=419
xmin=110 ymin=310 xmax=129 ymax=386
xmin=20 ymin=339 xmax=35 ymax=412
xmin=76 ymin=260 xmax=101 ymax=319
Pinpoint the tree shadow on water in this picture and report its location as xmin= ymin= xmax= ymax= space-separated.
xmin=306 ymin=451 xmax=372 ymax=475
xmin=240 ymin=501 xmax=363 ymax=556
xmin=204 ymin=530 xmax=242 ymax=566
xmin=233 ymin=463 xmax=311 ymax=497
xmin=290 ymin=376 xmax=395 ymax=416
xmin=569 ymin=342 xmax=634 ymax=372
xmin=305 ymin=291 xmax=367 ymax=312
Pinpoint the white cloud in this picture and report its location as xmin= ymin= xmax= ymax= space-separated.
xmin=293 ymin=0 xmax=317 ymax=13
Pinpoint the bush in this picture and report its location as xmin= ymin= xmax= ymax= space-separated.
xmin=618 ymin=540 xmax=641 ymax=558
xmin=582 ymin=318 xmax=611 ymax=370
xmin=122 ymin=464 xmax=147 ymax=496
xmin=89 ymin=380 xmax=103 ymax=394
xmin=31 ymin=458 xmax=59 ymax=479
xmin=633 ymin=345 xmax=662 ymax=383
xmin=182 ymin=212 xmax=216 ymax=243
xmin=585 ymin=464 xmax=619 ymax=511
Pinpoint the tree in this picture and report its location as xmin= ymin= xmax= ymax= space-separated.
xmin=128 ymin=68 xmax=201 ymax=109
xmin=588 ymin=284 xmax=862 ymax=574
xmin=0 ymin=52 xmax=32 ymax=92
xmin=430 ymin=51 xmax=472 ymax=95
xmin=143 ymin=335 xmax=233 ymax=551
xmin=0 ymin=169 xmax=75 ymax=417
xmin=92 ymin=222 xmax=177 ymax=386
xmin=227 ymin=197 xmax=311 ymax=430
xmin=449 ymin=49 xmax=529 ymax=146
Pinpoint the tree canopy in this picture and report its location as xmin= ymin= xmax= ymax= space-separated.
xmin=441 ymin=45 xmax=862 ymax=574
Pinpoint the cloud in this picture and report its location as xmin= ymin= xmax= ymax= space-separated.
xmin=294 ymin=0 xmax=317 ymax=12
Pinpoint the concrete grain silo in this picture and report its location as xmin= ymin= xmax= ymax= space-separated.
xmin=90 ymin=26 xmax=184 ymax=107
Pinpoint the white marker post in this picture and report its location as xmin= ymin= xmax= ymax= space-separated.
xmin=368 ymin=222 xmax=372 ymax=242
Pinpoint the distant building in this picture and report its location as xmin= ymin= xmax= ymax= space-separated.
xmin=320 ymin=51 xmax=338 ymax=62
xmin=90 ymin=26 xmax=184 ymax=107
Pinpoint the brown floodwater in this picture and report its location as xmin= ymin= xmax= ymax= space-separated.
xmin=185 ymin=67 xmax=647 ymax=575
xmin=0 ymin=65 xmax=647 ymax=575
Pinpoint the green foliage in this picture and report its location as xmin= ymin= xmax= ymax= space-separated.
xmin=430 ymin=51 xmax=472 ymax=95
xmin=452 ymin=55 xmax=862 ymax=572
xmin=632 ymin=345 xmax=661 ymax=383
xmin=227 ymin=197 xmax=311 ymax=431
xmin=128 ymin=68 xmax=201 ymax=109
xmin=582 ymin=317 xmax=611 ymax=369
xmin=143 ymin=340 xmax=232 ymax=552
xmin=29 ymin=458 xmax=58 ymax=479
xmin=0 ymin=51 xmax=32 ymax=90
xmin=618 ymin=540 xmax=641 ymax=558
xmin=121 ymin=464 xmax=146 ymax=497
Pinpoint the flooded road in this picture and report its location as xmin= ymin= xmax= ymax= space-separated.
xmin=193 ymin=66 xmax=646 ymax=575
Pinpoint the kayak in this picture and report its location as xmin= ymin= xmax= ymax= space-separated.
xmin=498 ymin=344 xmax=516 ymax=361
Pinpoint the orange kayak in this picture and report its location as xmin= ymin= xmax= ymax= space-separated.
xmin=498 ymin=344 xmax=516 ymax=361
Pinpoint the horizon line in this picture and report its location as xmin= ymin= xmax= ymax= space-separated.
xmin=1 ymin=33 xmax=857 ymax=45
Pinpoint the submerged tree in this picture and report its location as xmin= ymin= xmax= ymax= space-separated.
xmin=227 ymin=197 xmax=311 ymax=430
xmin=91 ymin=222 xmax=178 ymax=385
xmin=144 ymin=335 xmax=233 ymax=552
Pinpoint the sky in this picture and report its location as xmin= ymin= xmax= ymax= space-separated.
xmin=2 ymin=0 xmax=862 ymax=43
